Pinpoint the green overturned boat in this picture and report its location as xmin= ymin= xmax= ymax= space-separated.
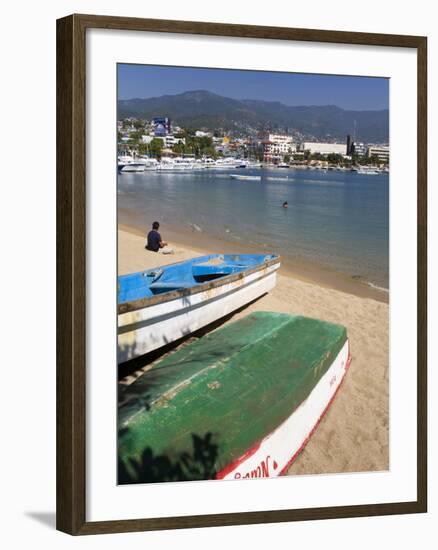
xmin=118 ymin=312 xmax=351 ymax=484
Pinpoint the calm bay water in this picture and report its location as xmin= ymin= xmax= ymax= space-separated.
xmin=118 ymin=168 xmax=389 ymax=289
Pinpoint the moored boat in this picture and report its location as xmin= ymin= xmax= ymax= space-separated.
xmin=157 ymin=157 xmax=201 ymax=171
xmin=118 ymin=254 xmax=280 ymax=362
xmin=356 ymin=168 xmax=380 ymax=175
xmin=229 ymin=174 xmax=262 ymax=181
xmin=118 ymin=312 xmax=351 ymax=483
xmin=118 ymin=155 xmax=159 ymax=172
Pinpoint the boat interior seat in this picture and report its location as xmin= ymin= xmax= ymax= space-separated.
xmin=192 ymin=264 xmax=243 ymax=277
xmin=149 ymin=281 xmax=194 ymax=292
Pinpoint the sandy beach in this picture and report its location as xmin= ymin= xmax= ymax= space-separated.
xmin=118 ymin=226 xmax=389 ymax=476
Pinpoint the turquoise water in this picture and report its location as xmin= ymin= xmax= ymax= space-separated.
xmin=118 ymin=168 xmax=389 ymax=289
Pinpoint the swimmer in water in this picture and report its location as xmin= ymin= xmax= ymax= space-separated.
xmin=282 ymin=201 xmax=288 ymax=208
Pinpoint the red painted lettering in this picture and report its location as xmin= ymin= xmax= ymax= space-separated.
xmin=234 ymin=455 xmax=279 ymax=479
xmin=261 ymin=455 xmax=271 ymax=477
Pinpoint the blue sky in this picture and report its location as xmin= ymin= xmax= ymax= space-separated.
xmin=118 ymin=64 xmax=389 ymax=111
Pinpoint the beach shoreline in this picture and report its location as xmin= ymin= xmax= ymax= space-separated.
xmin=118 ymin=226 xmax=389 ymax=476
xmin=119 ymin=221 xmax=389 ymax=303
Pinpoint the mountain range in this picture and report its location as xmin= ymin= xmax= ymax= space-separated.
xmin=118 ymin=90 xmax=389 ymax=143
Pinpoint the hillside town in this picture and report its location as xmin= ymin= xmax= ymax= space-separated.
xmin=118 ymin=115 xmax=390 ymax=173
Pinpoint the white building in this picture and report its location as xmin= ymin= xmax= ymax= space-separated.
xmin=367 ymin=145 xmax=390 ymax=162
xmin=195 ymin=130 xmax=212 ymax=138
xmin=164 ymin=135 xmax=185 ymax=148
xmin=142 ymin=134 xmax=185 ymax=148
xmin=301 ymin=142 xmax=346 ymax=155
xmin=263 ymin=134 xmax=295 ymax=162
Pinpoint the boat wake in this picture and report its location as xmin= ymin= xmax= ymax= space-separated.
xmin=265 ymin=176 xmax=290 ymax=181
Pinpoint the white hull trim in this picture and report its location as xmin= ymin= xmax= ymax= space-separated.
xmin=118 ymin=263 xmax=280 ymax=362
xmin=120 ymin=165 xmax=145 ymax=172
xmin=216 ymin=340 xmax=350 ymax=480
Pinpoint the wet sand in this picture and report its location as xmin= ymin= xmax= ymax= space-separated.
xmin=118 ymin=226 xmax=389 ymax=476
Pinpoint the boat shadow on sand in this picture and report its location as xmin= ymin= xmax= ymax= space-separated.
xmin=118 ymin=292 xmax=268 ymax=380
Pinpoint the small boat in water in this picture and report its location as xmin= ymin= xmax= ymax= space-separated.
xmin=229 ymin=174 xmax=262 ymax=181
xmin=118 ymin=254 xmax=280 ymax=362
xmin=118 ymin=312 xmax=351 ymax=483
xmin=356 ymin=168 xmax=380 ymax=175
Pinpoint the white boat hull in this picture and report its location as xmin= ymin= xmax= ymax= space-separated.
xmin=120 ymin=164 xmax=145 ymax=172
xmin=118 ymin=262 xmax=279 ymax=362
xmin=216 ymin=340 xmax=351 ymax=480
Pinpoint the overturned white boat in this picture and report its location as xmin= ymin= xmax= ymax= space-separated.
xmin=118 ymin=253 xmax=280 ymax=362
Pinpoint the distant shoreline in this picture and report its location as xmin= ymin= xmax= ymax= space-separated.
xmin=119 ymin=220 xmax=389 ymax=304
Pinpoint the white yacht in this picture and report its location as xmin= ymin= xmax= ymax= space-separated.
xmin=118 ymin=155 xmax=145 ymax=172
xmin=157 ymin=157 xmax=200 ymax=171
xmin=213 ymin=157 xmax=244 ymax=169
xmin=118 ymin=155 xmax=160 ymax=172
xmin=356 ymin=167 xmax=380 ymax=175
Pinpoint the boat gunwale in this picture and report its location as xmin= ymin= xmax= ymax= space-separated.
xmin=118 ymin=255 xmax=280 ymax=314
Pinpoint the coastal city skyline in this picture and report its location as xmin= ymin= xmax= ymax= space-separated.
xmin=118 ymin=64 xmax=389 ymax=111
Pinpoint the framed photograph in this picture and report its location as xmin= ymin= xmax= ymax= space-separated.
xmin=56 ymin=14 xmax=427 ymax=535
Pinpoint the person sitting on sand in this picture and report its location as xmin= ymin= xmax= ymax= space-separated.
xmin=146 ymin=221 xmax=168 ymax=252
xmin=283 ymin=201 xmax=288 ymax=208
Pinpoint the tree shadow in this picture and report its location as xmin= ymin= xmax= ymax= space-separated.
xmin=118 ymin=431 xmax=218 ymax=484
xmin=117 ymin=294 xmax=269 ymax=483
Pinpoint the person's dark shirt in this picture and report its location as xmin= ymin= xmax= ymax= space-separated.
xmin=146 ymin=230 xmax=162 ymax=252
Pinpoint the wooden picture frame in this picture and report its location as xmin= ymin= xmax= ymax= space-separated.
xmin=56 ymin=13 xmax=427 ymax=535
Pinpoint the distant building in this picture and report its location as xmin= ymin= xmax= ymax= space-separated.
xmin=367 ymin=145 xmax=390 ymax=162
xmin=143 ymin=134 xmax=185 ymax=148
xmin=263 ymin=133 xmax=295 ymax=162
xmin=164 ymin=135 xmax=185 ymax=148
xmin=346 ymin=135 xmax=353 ymax=156
xmin=195 ymin=130 xmax=212 ymax=138
xmin=347 ymin=134 xmax=368 ymax=157
xmin=152 ymin=117 xmax=171 ymax=136
xmin=352 ymin=142 xmax=367 ymax=157
xmin=301 ymin=142 xmax=346 ymax=155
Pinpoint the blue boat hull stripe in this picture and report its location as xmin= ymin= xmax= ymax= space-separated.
xmin=118 ymin=256 xmax=280 ymax=313
xmin=118 ymin=269 xmax=276 ymax=335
